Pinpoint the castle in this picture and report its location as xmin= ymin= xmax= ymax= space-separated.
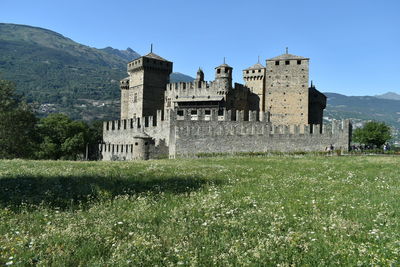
xmin=101 ymin=50 xmax=351 ymax=160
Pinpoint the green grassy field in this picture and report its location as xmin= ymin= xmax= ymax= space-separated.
xmin=1 ymin=156 xmax=399 ymax=266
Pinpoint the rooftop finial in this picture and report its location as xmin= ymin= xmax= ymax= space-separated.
xmin=286 ymin=47 xmax=288 ymax=54
xmin=223 ymin=57 xmax=226 ymax=64
xmin=257 ymin=55 xmax=260 ymax=63
xmin=150 ymin=44 xmax=153 ymax=53
xmin=311 ymin=80 xmax=313 ymax=88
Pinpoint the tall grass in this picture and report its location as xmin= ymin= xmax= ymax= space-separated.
xmin=1 ymin=156 xmax=399 ymax=266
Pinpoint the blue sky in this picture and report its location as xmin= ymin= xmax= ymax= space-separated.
xmin=2 ymin=0 xmax=399 ymax=96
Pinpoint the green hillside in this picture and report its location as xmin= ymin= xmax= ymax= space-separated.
xmin=324 ymin=93 xmax=400 ymax=142
xmin=0 ymin=23 xmax=192 ymax=121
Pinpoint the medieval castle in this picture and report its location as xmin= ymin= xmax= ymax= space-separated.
xmin=101 ymin=50 xmax=351 ymax=160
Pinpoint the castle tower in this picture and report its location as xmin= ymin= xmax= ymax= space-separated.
xmin=243 ymin=61 xmax=266 ymax=111
xmin=265 ymin=51 xmax=311 ymax=125
xmin=121 ymin=51 xmax=173 ymax=119
xmin=195 ymin=68 xmax=204 ymax=82
xmin=214 ymin=62 xmax=233 ymax=95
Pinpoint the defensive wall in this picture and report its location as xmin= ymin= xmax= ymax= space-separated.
xmin=100 ymin=108 xmax=351 ymax=160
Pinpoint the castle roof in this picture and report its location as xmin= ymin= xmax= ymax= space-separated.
xmin=244 ymin=62 xmax=265 ymax=70
xmin=215 ymin=63 xmax=232 ymax=69
xmin=143 ymin=52 xmax=170 ymax=62
xmin=267 ymin=53 xmax=309 ymax=61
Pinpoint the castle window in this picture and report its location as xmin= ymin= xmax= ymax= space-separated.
xmin=205 ymin=110 xmax=211 ymax=115
xmin=177 ymin=110 xmax=184 ymax=116
xmin=246 ymin=70 xmax=249 ymax=74
xmin=121 ymin=145 xmax=123 ymax=152
xmin=135 ymin=142 xmax=138 ymax=146
xmin=218 ymin=109 xmax=224 ymax=116
xmin=302 ymin=85 xmax=305 ymax=87
xmin=287 ymin=85 xmax=289 ymax=87
xmin=217 ymin=69 xmax=221 ymax=74
xmin=131 ymin=145 xmax=133 ymax=153
xmin=297 ymin=60 xmax=301 ymax=65
xmin=191 ymin=110 xmax=197 ymax=115
xmin=258 ymin=69 xmax=261 ymax=73
xmin=225 ymin=68 xmax=229 ymax=73
xmin=301 ymin=69 xmax=304 ymax=71
xmin=134 ymin=93 xmax=137 ymax=102
xmin=275 ymin=61 xmax=279 ymax=65
xmin=145 ymin=142 xmax=148 ymax=145
xmin=301 ymin=113 xmax=304 ymax=115
xmin=176 ymin=95 xmax=179 ymax=99
xmin=285 ymin=60 xmax=290 ymax=65
xmin=252 ymin=70 xmax=255 ymax=73
xmin=283 ymin=92 xmax=286 ymax=95
xmin=167 ymin=98 xmax=171 ymax=107
xmin=126 ymin=145 xmax=128 ymax=152
xmin=269 ymin=76 xmax=271 ymax=78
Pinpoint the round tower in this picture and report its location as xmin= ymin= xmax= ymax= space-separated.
xmin=214 ymin=63 xmax=233 ymax=94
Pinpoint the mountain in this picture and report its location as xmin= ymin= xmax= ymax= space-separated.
xmin=0 ymin=23 xmax=193 ymax=121
xmin=170 ymin=72 xmax=195 ymax=83
xmin=324 ymin=92 xmax=400 ymax=142
xmin=374 ymin=92 xmax=400 ymax=101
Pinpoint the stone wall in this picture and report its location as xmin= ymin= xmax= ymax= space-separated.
xmin=170 ymin=109 xmax=350 ymax=158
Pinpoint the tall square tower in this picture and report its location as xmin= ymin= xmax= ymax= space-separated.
xmin=121 ymin=52 xmax=172 ymax=119
xmin=265 ymin=53 xmax=310 ymax=125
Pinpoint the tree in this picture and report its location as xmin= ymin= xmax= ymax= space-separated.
xmin=35 ymin=114 xmax=92 ymax=160
xmin=0 ymin=79 xmax=37 ymax=159
xmin=352 ymin=121 xmax=392 ymax=147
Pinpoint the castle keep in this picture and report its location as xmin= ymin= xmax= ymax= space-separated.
xmin=101 ymin=50 xmax=350 ymax=160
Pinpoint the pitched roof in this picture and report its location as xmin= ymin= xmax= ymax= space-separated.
xmin=143 ymin=52 xmax=170 ymax=62
xmin=215 ymin=63 xmax=232 ymax=69
xmin=267 ymin=53 xmax=309 ymax=61
xmin=244 ymin=62 xmax=265 ymax=70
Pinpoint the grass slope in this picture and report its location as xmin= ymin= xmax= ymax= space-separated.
xmin=0 ymin=23 xmax=194 ymax=121
xmin=1 ymin=150 xmax=400 ymax=264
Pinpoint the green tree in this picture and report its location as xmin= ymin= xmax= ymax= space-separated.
xmin=352 ymin=121 xmax=392 ymax=147
xmin=0 ymin=79 xmax=37 ymax=159
xmin=36 ymin=114 xmax=90 ymax=160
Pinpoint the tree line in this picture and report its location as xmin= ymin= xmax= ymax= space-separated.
xmin=0 ymin=79 xmax=102 ymax=160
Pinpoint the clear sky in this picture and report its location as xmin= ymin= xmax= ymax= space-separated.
xmin=2 ymin=0 xmax=399 ymax=96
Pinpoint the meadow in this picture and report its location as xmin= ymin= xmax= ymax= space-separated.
xmin=0 ymin=155 xmax=399 ymax=266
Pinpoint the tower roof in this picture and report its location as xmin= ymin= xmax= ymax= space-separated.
xmin=267 ymin=53 xmax=309 ymax=61
xmin=215 ymin=63 xmax=232 ymax=69
xmin=143 ymin=52 xmax=170 ymax=62
xmin=244 ymin=62 xmax=265 ymax=71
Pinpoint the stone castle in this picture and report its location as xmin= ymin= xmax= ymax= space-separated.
xmin=101 ymin=50 xmax=351 ymax=160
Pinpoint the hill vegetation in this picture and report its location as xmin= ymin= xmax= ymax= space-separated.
xmin=0 ymin=23 xmax=192 ymax=121
xmin=1 ymin=156 xmax=399 ymax=265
